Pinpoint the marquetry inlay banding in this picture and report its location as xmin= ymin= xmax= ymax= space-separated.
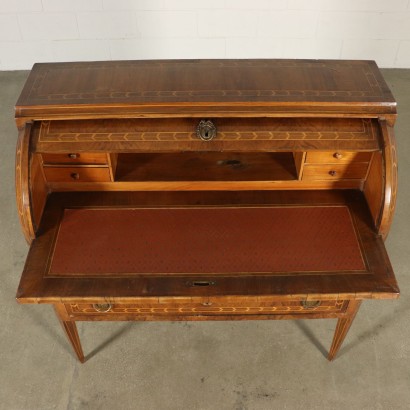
xmin=38 ymin=119 xmax=376 ymax=143
xmin=69 ymin=301 xmax=347 ymax=315
xmin=27 ymin=60 xmax=384 ymax=102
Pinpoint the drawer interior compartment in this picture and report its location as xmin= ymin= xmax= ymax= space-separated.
xmin=115 ymin=152 xmax=297 ymax=182
xmin=17 ymin=190 xmax=399 ymax=302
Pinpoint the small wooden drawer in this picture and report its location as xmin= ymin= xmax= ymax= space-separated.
xmin=302 ymin=163 xmax=369 ymax=180
xmin=43 ymin=166 xmax=111 ymax=182
xmin=42 ymin=153 xmax=108 ymax=165
xmin=65 ymin=299 xmax=348 ymax=319
xmin=305 ymin=151 xmax=372 ymax=164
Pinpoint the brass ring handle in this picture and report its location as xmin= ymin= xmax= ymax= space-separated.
xmin=333 ymin=152 xmax=343 ymax=160
xmin=70 ymin=172 xmax=80 ymax=180
xmin=196 ymin=120 xmax=217 ymax=141
xmin=301 ymin=300 xmax=321 ymax=309
xmin=93 ymin=303 xmax=112 ymax=312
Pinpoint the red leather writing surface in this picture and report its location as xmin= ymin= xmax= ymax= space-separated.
xmin=49 ymin=206 xmax=365 ymax=276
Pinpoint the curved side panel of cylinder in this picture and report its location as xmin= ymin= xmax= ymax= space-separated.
xmin=364 ymin=119 xmax=398 ymax=240
xmin=379 ymin=120 xmax=398 ymax=239
xmin=15 ymin=122 xmax=35 ymax=244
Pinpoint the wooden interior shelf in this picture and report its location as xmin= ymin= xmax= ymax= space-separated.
xmin=115 ymin=152 xmax=298 ymax=182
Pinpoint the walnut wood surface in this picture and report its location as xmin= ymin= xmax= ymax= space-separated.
xmin=54 ymin=304 xmax=85 ymax=362
xmin=33 ymin=118 xmax=381 ymax=153
xmin=15 ymin=60 xmax=396 ymax=121
xmin=328 ymin=300 xmax=362 ymax=361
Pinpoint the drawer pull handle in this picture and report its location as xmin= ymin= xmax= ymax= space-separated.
xmin=187 ymin=280 xmax=216 ymax=287
xmin=329 ymin=170 xmax=337 ymax=177
xmin=93 ymin=303 xmax=112 ymax=312
xmin=70 ymin=172 xmax=80 ymax=180
xmin=197 ymin=120 xmax=216 ymax=141
xmin=333 ymin=152 xmax=343 ymax=160
xmin=301 ymin=300 xmax=321 ymax=309
xmin=68 ymin=153 xmax=79 ymax=159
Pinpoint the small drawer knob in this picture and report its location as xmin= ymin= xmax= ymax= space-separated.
xmin=70 ymin=172 xmax=80 ymax=180
xmin=333 ymin=152 xmax=343 ymax=160
xmin=329 ymin=170 xmax=337 ymax=177
xmin=196 ymin=120 xmax=216 ymax=141
xmin=301 ymin=300 xmax=321 ymax=309
xmin=93 ymin=303 xmax=112 ymax=312
xmin=68 ymin=153 xmax=79 ymax=159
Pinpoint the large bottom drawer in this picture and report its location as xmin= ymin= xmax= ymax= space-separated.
xmin=65 ymin=299 xmax=349 ymax=320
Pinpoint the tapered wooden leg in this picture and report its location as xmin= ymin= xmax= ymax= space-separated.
xmin=54 ymin=305 xmax=85 ymax=363
xmin=328 ymin=300 xmax=362 ymax=361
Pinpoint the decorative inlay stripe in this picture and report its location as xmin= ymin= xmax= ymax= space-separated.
xmin=39 ymin=120 xmax=375 ymax=143
xmin=69 ymin=301 xmax=346 ymax=315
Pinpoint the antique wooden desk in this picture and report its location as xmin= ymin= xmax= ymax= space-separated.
xmin=15 ymin=59 xmax=399 ymax=362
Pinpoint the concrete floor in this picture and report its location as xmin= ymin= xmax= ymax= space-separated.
xmin=1 ymin=69 xmax=409 ymax=410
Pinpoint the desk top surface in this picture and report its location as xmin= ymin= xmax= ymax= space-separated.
xmin=15 ymin=59 xmax=396 ymax=119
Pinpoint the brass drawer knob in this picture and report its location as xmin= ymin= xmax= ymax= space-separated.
xmin=70 ymin=172 xmax=80 ymax=180
xmin=196 ymin=120 xmax=216 ymax=141
xmin=301 ymin=300 xmax=321 ymax=309
xmin=68 ymin=153 xmax=79 ymax=159
xmin=93 ymin=303 xmax=112 ymax=312
xmin=333 ymin=152 xmax=343 ymax=160
xmin=329 ymin=170 xmax=337 ymax=177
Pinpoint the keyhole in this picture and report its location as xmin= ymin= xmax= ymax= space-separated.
xmin=204 ymin=131 xmax=209 ymax=138
xmin=187 ymin=280 xmax=216 ymax=287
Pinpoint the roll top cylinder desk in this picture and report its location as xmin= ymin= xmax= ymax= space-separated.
xmin=15 ymin=59 xmax=399 ymax=362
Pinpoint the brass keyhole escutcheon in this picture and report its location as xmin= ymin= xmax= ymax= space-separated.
xmin=301 ymin=300 xmax=321 ymax=309
xmin=93 ymin=303 xmax=112 ymax=312
xmin=196 ymin=120 xmax=217 ymax=141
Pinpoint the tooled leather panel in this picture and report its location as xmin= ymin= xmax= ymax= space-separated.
xmin=49 ymin=206 xmax=365 ymax=276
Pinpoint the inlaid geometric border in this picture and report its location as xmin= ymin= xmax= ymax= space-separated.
xmin=28 ymin=60 xmax=383 ymax=102
xmin=38 ymin=118 xmax=376 ymax=143
xmin=69 ymin=300 xmax=347 ymax=315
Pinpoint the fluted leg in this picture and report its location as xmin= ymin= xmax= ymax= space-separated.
xmin=54 ymin=305 xmax=85 ymax=363
xmin=328 ymin=300 xmax=362 ymax=361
